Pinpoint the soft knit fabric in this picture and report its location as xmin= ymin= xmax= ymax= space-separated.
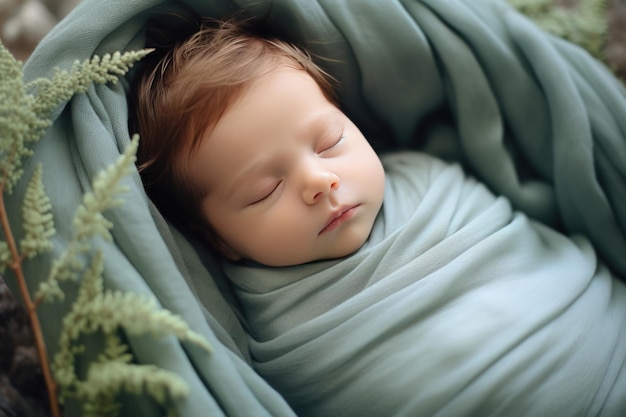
xmin=227 ymin=152 xmax=626 ymax=416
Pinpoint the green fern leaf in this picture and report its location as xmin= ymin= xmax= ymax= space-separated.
xmin=53 ymin=249 xmax=211 ymax=416
xmin=0 ymin=41 xmax=48 ymax=194
xmin=4 ymin=41 xmax=207 ymax=415
xmin=98 ymin=333 xmax=133 ymax=365
xmin=49 ymin=135 xmax=212 ymax=414
xmin=0 ymin=42 xmax=150 ymax=195
xmin=73 ymin=135 xmax=139 ymax=242
xmin=81 ymin=361 xmax=188 ymax=408
xmin=40 ymin=135 xmax=139 ymax=300
xmin=59 ymin=287 xmax=212 ymax=353
xmin=20 ymin=163 xmax=55 ymax=258
xmin=28 ymin=50 xmax=153 ymax=124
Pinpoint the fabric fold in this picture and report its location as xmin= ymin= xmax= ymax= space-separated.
xmin=228 ymin=153 xmax=626 ymax=417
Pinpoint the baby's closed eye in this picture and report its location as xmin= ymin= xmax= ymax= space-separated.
xmin=318 ymin=133 xmax=345 ymax=155
xmin=248 ymin=181 xmax=283 ymax=206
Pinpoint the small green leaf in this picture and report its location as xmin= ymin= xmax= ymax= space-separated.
xmin=21 ymin=164 xmax=55 ymax=258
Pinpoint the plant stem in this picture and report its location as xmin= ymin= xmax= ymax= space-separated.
xmin=0 ymin=190 xmax=61 ymax=417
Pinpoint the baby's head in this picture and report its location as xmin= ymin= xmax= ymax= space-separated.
xmin=132 ymin=18 xmax=385 ymax=266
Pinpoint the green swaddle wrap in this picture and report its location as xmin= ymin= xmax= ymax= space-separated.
xmin=226 ymin=152 xmax=626 ymax=416
xmin=4 ymin=0 xmax=625 ymax=415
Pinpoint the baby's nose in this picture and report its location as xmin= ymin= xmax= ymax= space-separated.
xmin=301 ymin=169 xmax=340 ymax=204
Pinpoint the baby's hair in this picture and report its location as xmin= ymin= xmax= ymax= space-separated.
xmin=130 ymin=15 xmax=338 ymax=234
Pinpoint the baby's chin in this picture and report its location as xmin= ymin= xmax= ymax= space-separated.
xmin=303 ymin=219 xmax=378 ymax=264
xmin=251 ymin=240 xmax=367 ymax=267
xmin=240 ymin=220 xmax=376 ymax=267
xmin=306 ymin=231 xmax=373 ymax=265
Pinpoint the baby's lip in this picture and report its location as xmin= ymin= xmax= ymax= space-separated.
xmin=319 ymin=204 xmax=360 ymax=235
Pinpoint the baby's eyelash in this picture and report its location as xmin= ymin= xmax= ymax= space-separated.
xmin=320 ymin=134 xmax=345 ymax=153
xmin=249 ymin=181 xmax=281 ymax=205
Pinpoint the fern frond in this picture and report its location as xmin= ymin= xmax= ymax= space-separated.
xmin=54 ymin=253 xmax=104 ymax=387
xmin=82 ymin=394 xmax=120 ymax=417
xmin=0 ymin=40 xmax=23 ymax=83
xmin=28 ymin=50 xmax=153 ymax=120
xmin=73 ymin=135 xmax=139 ymax=242
xmin=38 ymin=136 xmax=139 ymax=302
xmin=36 ymin=276 xmax=65 ymax=302
xmin=0 ymin=42 xmax=48 ymax=193
xmin=81 ymin=361 xmax=188 ymax=407
xmin=53 ymin=245 xmax=211 ymax=416
xmin=74 ymin=250 xmax=105 ymax=306
xmin=79 ymin=362 xmax=189 ymax=417
xmin=60 ymin=288 xmax=212 ymax=353
xmin=37 ymin=240 xmax=95 ymax=303
xmin=0 ymin=44 xmax=150 ymax=195
xmin=21 ymin=163 xmax=55 ymax=258
xmin=53 ymin=246 xmax=210 ymax=416
xmin=98 ymin=333 xmax=133 ymax=365
xmin=36 ymin=241 xmax=86 ymax=302
xmin=2 ymin=40 xmax=182 ymax=417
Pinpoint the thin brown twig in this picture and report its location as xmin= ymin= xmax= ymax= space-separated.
xmin=0 ymin=189 xmax=61 ymax=417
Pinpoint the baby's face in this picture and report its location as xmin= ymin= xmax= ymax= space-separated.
xmin=183 ymin=66 xmax=385 ymax=266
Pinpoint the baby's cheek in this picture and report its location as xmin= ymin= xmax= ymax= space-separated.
xmin=367 ymin=155 xmax=386 ymax=195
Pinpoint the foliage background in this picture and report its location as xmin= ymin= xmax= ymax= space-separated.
xmin=0 ymin=0 xmax=81 ymax=61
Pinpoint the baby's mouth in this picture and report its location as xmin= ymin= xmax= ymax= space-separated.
xmin=319 ymin=204 xmax=360 ymax=235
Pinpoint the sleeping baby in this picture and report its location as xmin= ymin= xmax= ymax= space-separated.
xmin=131 ymin=17 xmax=626 ymax=417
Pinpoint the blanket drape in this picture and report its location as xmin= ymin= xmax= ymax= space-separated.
xmin=5 ymin=0 xmax=625 ymax=415
xmin=226 ymin=152 xmax=626 ymax=416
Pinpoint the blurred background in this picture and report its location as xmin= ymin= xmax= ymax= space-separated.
xmin=0 ymin=0 xmax=625 ymax=82
xmin=1 ymin=0 xmax=626 ymax=82
xmin=1 ymin=0 xmax=81 ymax=61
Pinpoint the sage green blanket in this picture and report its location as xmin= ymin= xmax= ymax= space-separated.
xmin=226 ymin=152 xmax=626 ymax=416
xmin=6 ymin=0 xmax=626 ymax=415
